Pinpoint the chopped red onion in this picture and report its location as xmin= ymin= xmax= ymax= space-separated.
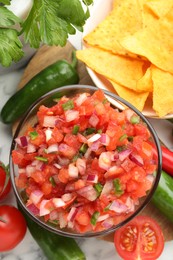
xmin=26 ymin=165 xmax=35 ymax=177
xmin=59 ymin=212 xmax=67 ymax=228
xmin=84 ymin=147 xmax=92 ymax=159
xmin=26 ymin=203 xmax=39 ymax=216
xmin=97 ymin=214 xmax=110 ymax=222
xmin=87 ymin=174 xmax=98 ymax=183
xmin=90 ymin=140 xmax=100 ymax=151
xmin=125 ymin=197 xmax=135 ymax=213
xmin=68 ymin=163 xmax=79 ymax=178
xmin=53 ymin=163 xmax=62 ymax=169
xmin=67 ymin=207 xmax=78 ymax=222
xmin=100 ymin=133 xmax=110 ymax=146
xmin=76 ymin=158 xmax=86 ymax=175
xmin=49 ymin=209 xmax=59 ymax=221
xmin=45 ymin=129 xmax=53 ymax=142
xmin=98 ymin=151 xmax=112 ymax=170
xmin=65 ymin=110 xmax=79 ymax=122
xmin=27 ymin=143 xmax=36 ymax=153
xmin=89 ymin=114 xmax=99 ymax=127
xmin=102 ymin=218 xmax=114 ymax=229
xmin=47 ymin=144 xmax=59 ymax=154
xmin=118 ymin=149 xmax=132 ymax=161
xmin=57 ymin=155 xmax=70 ymax=166
xmin=61 ymin=193 xmax=73 ymax=202
xmin=52 ymin=198 xmax=66 ymax=208
xmin=77 ymin=185 xmax=98 ymax=201
xmin=39 ymin=199 xmax=51 ymax=216
xmin=30 ymin=190 xmax=44 ymax=205
xmin=15 ymin=136 xmax=28 ymax=147
xmin=109 ymin=200 xmax=128 ymax=213
xmin=129 ymin=153 xmax=144 ymax=166
xmin=100 ymin=180 xmax=113 ymax=196
xmin=43 ymin=115 xmax=58 ymax=127
xmin=87 ymin=133 xmax=101 ymax=143
xmin=75 ymin=93 xmax=88 ymax=106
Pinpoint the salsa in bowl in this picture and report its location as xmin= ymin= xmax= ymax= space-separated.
xmin=10 ymin=85 xmax=162 ymax=238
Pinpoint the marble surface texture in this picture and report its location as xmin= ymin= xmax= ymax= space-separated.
xmin=1 ymin=1 xmax=173 ymax=259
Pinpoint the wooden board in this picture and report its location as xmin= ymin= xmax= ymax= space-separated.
xmin=13 ymin=42 xmax=173 ymax=242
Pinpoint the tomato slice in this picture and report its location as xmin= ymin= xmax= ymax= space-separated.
xmin=114 ymin=215 xmax=164 ymax=260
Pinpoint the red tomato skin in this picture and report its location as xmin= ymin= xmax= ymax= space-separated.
xmin=0 ymin=163 xmax=11 ymax=200
xmin=0 ymin=205 xmax=27 ymax=252
xmin=114 ymin=215 xmax=164 ymax=260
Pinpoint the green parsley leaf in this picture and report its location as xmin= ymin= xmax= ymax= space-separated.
xmin=0 ymin=28 xmax=24 ymax=67
xmin=0 ymin=6 xmax=21 ymax=27
xmin=21 ymin=0 xmax=93 ymax=49
xmin=0 ymin=0 xmax=11 ymax=5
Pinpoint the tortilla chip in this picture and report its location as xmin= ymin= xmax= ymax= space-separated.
xmin=145 ymin=0 xmax=173 ymax=18
xmin=110 ymin=80 xmax=149 ymax=111
xmin=151 ymin=65 xmax=173 ymax=117
xmin=121 ymin=8 xmax=173 ymax=74
xmin=83 ymin=0 xmax=143 ymax=56
xmin=136 ymin=66 xmax=153 ymax=92
xmin=76 ymin=47 xmax=148 ymax=92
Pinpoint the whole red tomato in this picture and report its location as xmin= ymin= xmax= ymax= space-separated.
xmin=0 ymin=205 xmax=27 ymax=252
xmin=0 ymin=162 xmax=11 ymax=199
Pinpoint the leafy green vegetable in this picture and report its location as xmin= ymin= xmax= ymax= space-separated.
xmin=0 ymin=0 xmax=11 ymax=5
xmin=0 ymin=0 xmax=93 ymax=67
xmin=0 ymin=6 xmax=21 ymax=27
xmin=0 ymin=29 xmax=24 ymax=67
xmin=21 ymin=0 xmax=92 ymax=48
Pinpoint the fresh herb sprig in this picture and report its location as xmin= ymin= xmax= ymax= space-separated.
xmin=0 ymin=0 xmax=93 ymax=67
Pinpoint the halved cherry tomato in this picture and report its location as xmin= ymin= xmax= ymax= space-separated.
xmin=114 ymin=215 xmax=164 ymax=260
xmin=0 ymin=205 xmax=27 ymax=252
xmin=0 ymin=162 xmax=11 ymax=200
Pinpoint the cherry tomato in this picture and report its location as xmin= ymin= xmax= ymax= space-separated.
xmin=0 ymin=205 xmax=27 ymax=252
xmin=0 ymin=162 xmax=11 ymax=200
xmin=114 ymin=215 xmax=164 ymax=260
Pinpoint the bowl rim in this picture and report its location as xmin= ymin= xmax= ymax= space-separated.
xmin=9 ymin=84 xmax=162 ymax=238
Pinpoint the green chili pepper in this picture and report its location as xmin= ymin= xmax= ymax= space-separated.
xmin=0 ymin=51 xmax=79 ymax=124
xmin=29 ymin=131 xmax=38 ymax=140
xmin=35 ymin=156 xmax=48 ymax=162
xmin=79 ymin=143 xmax=88 ymax=154
xmin=49 ymin=176 xmax=56 ymax=187
xmin=72 ymin=125 xmax=80 ymax=135
xmin=113 ymin=178 xmax=124 ymax=196
xmin=62 ymin=100 xmax=74 ymax=111
xmin=94 ymin=183 xmax=103 ymax=196
xmin=83 ymin=127 xmax=96 ymax=135
xmin=90 ymin=211 xmax=100 ymax=226
xmin=130 ymin=115 xmax=140 ymax=124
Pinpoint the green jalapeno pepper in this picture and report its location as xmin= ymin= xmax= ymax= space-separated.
xmin=1 ymin=51 xmax=79 ymax=124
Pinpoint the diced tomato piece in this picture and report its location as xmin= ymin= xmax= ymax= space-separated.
xmin=41 ymin=181 xmax=52 ymax=195
xmin=15 ymin=173 xmax=27 ymax=189
xmin=75 ymin=211 xmax=90 ymax=226
xmin=58 ymin=168 xmax=70 ymax=184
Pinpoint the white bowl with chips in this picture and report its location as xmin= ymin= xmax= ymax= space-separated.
xmin=81 ymin=0 xmax=173 ymax=119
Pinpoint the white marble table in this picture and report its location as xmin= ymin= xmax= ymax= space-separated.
xmin=1 ymin=2 xmax=173 ymax=258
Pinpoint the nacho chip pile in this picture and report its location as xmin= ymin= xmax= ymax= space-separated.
xmin=76 ymin=0 xmax=173 ymax=118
